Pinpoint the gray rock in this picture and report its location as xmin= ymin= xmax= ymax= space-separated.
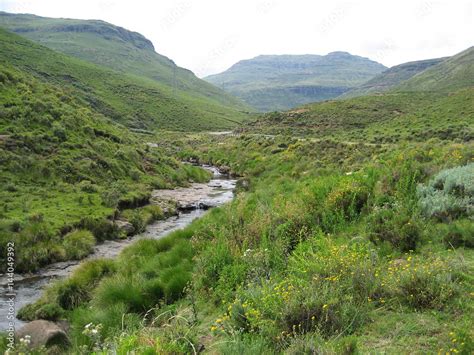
xmin=218 ymin=165 xmax=231 ymax=175
xmin=114 ymin=220 xmax=135 ymax=236
xmin=16 ymin=320 xmax=70 ymax=349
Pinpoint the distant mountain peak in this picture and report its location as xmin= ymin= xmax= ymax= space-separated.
xmin=0 ymin=11 xmax=155 ymax=51
xmin=205 ymin=52 xmax=386 ymax=111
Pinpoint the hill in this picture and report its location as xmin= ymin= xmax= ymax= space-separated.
xmin=395 ymin=46 xmax=474 ymax=92
xmin=0 ymin=12 xmax=251 ymax=130
xmin=0 ymin=61 xmax=212 ymax=272
xmin=204 ymin=52 xmax=386 ymax=111
xmin=339 ymin=57 xmax=446 ymax=99
xmin=242 ymin=88 xmax=474 ymax=144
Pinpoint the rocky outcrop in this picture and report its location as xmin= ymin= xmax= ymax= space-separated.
xmin=16 ymin=320 xmax=70 ymax=349
xmin=114 ymin=220 xmax=135 ymax=236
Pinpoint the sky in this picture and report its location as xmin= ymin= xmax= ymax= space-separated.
xmin=0 ymin=0 xmax=472 ymax=77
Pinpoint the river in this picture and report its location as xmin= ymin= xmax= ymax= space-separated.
xmin=0 ymin=166 xmax=236 ymax=330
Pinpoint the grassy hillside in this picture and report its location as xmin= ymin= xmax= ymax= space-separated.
xmin=0 ymin=12 xmax=248 ymax=114
xmin=12 ymin=108 xmax=473 ymax=353
xmin=243 ymin=89 xmax=474 ymax=144
xmin=0 ymin=27 xmax=250 ymax=131
xmin=396 ymin=46 xmax=474 ymax=92
xmin=0 ymin=61 xmax=210 ymax=273
xmin=205 ymin=52 xmax=386 ymax=111
xmin=339 ymin=57 xmax=446 ymax=99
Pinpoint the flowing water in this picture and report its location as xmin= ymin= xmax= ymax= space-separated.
xmin=0 ymin=166 xmax=236 ymax=330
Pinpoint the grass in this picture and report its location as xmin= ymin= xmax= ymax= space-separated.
xmin=0 ymin=24 xmax=472 ymax=353
xmin=0 ymin=26 xmax=251 ymax=131
xmin=14 ymin=131 xmax=473 ymax=353
xmin=0 ymin=61 xmax=213 ymax=272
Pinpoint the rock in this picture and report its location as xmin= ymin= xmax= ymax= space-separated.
xmin=237 ymin=178 xmax=250 ymax=191
xmin=218 ymin=165 xmax=231 ymax=175
xmin=16 ymin=320 xmax=70 ymax=349
xmin=198 ymin=201 xmax=216 ymax=210
xmin=114 ymin=220 xmax=135 ymax=236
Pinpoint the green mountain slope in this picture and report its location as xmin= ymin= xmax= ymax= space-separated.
xmin=0 ymin=13 xmax=251 ymax=130
xmin=339 ymin=57 xmax=446 ymax=99
xmin=395 ymin=46 xmax=474 ymax=92
xmin=204 ymin=52 xmax=386 ymax=111
xmin=243 ymin=89 xmax=474 ymax=143
xmin=0 ymin=62 xmax=211 ymax=272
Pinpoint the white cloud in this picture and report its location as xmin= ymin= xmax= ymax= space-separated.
xmin=0 ymin=0 xmax=472 ymax=76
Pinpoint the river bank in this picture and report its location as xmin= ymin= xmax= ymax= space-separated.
xmin=0 ymin=166 xmax=236 ymax=330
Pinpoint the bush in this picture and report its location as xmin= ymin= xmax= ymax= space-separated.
xmin=17 ymin=302 xmax=64 ymax=321
xmin=62 ymin=229 xmax=96 ymax=259
xmin=436 ymin=219 xmax=474 ymax=248
xmin=381 ymin=256 xmax=458 ymax=310
xmin=77 ymin=217 xmax=119 ymax=242
xmin=417 ymin=163 xmax=473 ymax=221
xmin=368 ymin=206 xmax=422 ymax=252
xmin=78 ymin=180 xmax=98 ymax=193
xmin=93 ymin=275 xmax=147 ymax=313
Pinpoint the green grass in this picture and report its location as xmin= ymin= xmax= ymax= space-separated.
xmin=1 ymin=18 xmax=473 ymax=353
xmin=396 ymin=46 xmax=474 ymax=92
xmin=0 ymin=61 xmax=212 ymax=272
xmin=242 ymin=89 xmax=473 ymax=143
xmin=17 ymin=132 xmax=473 ymax=354
xmin=0 ymin=26 xmax=250 ymax=131
xmin=0 ymin=11 xmax=250 ymax=117
xmin=340 ymin=57 xmax=446 ymax=99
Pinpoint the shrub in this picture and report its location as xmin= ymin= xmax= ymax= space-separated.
xmin=17 ymin=302 xmax=64 ymax=321
xmin=368 ymin=206 xmax=422 ymax=252
xmin=325 ymin=179 xmax=370 ymax=220
xmin=62 ymin=229 xmax=96 ymax=260
xmin=93 ymin=275 xmax=147 ymax=313
xmin=380 ymin=256 xmax=458 ymax=310
xmin=78 ymin=217 xmax=119 ymax=242
xmin=417 ymin=163 xmax=473 ymax=221
xmin=435 ymin=219 xmax=474 ymax=248
xmin=78 ymin=180 xmax=98 ymax=193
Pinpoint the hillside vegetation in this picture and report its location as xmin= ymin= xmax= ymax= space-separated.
xmin=0 ymin=12 xmax=248 ymax=114
xmin=0 ymin=60 xmax=210 ymax=273
xmin=396 ymin=46 xmax=474 ymax=92
xmin=10 ymin=84 xmax=473 ymax=353
xmin=205 ymin=52 xmax=386 ymax=111
xmin=339 ymin=57 xmax=446 ymax=99
xmin=0 ymin=12 xmax=472 ymax=355
xmin=0 ymin=25 xmax=250 ymax=131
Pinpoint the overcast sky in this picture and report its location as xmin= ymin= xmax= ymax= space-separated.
xmin=0 ymin=0 xmax=472 ymax=77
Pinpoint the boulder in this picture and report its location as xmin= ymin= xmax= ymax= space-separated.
xmin=218 ymin=165 xmax=231 ymax=175
xmin=114 ymin=220 xmax=135 ymax=236
xmin=16 ymin=320 xmax=70 ymax=349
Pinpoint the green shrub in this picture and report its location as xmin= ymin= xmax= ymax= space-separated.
xmin=78 ymin=180 xmax=98 ymax=193
xmin=368 ymin=206 xmax=422 ymax=252
xmin=62 ymin=229 xmax=95 ymax=259
xmin=78 ymin=217 xmax=119 ymax=242
xmin=17 ymin=302 xmax=64 ymax=321
xmin=93 ymin=275 xmax=147 ymax=313
xmin=436 ymin=219 xmax=474 ymax=248
xmin=381 ymin=256 xmax=459 ymax=310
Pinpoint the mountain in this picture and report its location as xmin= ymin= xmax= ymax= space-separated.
xmin=0 ymin=59 xmax=214 ymax=271
xmin=204 ymin=52 xmax=387 ymax=111
xmin=0 ymin=12 xmax=251 ymax=130
xmin=395 ymin=46 xmax=474 ymax=92
xmin=339 ymin=57 xmax=446 ymax=99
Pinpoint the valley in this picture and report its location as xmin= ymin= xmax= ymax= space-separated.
xmin=0 ymin=8 xmax=473 ymax=355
